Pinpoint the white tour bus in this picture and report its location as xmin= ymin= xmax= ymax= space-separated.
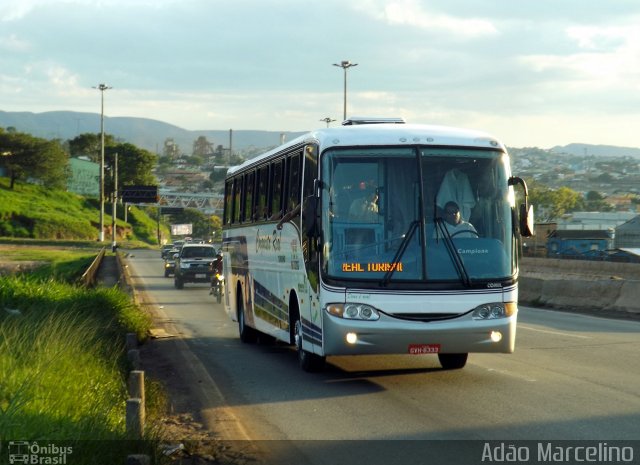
xmin=221 ymin=118 xmax=533 ymax=371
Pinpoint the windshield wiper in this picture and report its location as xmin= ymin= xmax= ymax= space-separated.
xmin=434 ymin=218 xmax=471 ymax=287
xmin=381 ymin=220 xmax=420 ymax=286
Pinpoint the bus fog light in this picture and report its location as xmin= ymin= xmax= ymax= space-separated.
xmin=490 ymin=331 xmax=502 ymax=342
xmin=346 ymin=332 xmax=358 ymax=344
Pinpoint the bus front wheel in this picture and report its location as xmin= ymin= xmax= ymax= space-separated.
xmin=294 ymin=319 xmax=325 ymax=372
xmin=238 ymin=295 xmax=257 ymax=343
xmin=438 ymin=353 xmax=468 ymax=370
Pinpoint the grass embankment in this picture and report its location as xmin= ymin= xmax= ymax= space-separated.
xmin=0 ymin=248 xmax=164 ymax=462
xmin=0 ymin=176 xmax=169 ymax=243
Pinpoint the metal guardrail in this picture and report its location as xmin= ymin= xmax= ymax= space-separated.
xmin=78 ymin=247 xmax=106 ymax=287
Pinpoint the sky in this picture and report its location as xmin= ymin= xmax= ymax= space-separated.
xmin=2 ymin=0 xmax=640 ymax=149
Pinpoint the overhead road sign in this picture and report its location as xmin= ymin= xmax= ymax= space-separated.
xmin=121 ymin=185 xmax=159 ymax=204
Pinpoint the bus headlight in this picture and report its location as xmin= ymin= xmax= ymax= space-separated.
xmin=472 ymin=302 xmax=516 ymax=320
xmin=326 ymin=303 xmax=380 ymax=321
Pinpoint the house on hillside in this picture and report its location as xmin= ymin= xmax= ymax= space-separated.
xmin=556 ymin=211 xmax=636 ymax=231
xmin=614 ymin=215 xmax=640 ymax=248
xmin=547 ymin=229 xmax=613 ymax=258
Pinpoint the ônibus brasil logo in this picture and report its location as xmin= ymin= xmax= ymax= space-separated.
xmin=7 ymin=441 xmax=73 ymax=464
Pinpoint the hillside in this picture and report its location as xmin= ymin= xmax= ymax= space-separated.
xmin=550 ymin=143 xmax=640 ymax=158
xmin=0 ymin=177 xmax=162 ymax=243
xmin=3 ymin=109 xmax=640 ymax=159
xmin=0 ymin=110 xmax=306 ymax=155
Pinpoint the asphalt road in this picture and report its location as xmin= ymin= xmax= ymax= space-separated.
xmin=126 ymin=249 xmax=640 ymax=463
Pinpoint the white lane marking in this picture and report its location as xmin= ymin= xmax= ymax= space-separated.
xmin=485 ymin=367 xmax=537 ymax=382
xmin=518 ymin=324 xmax=591 ymax=339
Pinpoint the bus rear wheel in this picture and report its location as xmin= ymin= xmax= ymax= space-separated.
xmin=438 ymin=353 xmax=468 ymax=370
xmin=294 ymin=319 xmax=325 ymax=372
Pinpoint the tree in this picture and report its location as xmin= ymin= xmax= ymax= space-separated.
xmin=0 ymin=129 xmax=69 ymax=189
xmin=528 ymin=183 xmax=583 ymax=221
xmin=68 ymin=133 xmax=117 ymax=162
xmin=104 ymin=143 xmax=157 ymax=197
xmin=209 ymin=168 xmax=227 ymax=184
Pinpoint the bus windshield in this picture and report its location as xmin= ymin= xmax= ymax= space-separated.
xmin=320 ymin=146 xmax=515 ymax=285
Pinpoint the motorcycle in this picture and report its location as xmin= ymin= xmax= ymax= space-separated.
xmin=209 ymin=254 xmax=224 ymax=303
xmin=210 ymin=271 xmax=224 ymax=303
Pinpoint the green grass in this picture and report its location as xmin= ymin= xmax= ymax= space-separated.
xmin=0 ymin=250 xmax=160 ymax=462
xmin=0 ymin=176 xmax=170 ymax=245
xmin=0 ymin=178 xmax=100 ymax=240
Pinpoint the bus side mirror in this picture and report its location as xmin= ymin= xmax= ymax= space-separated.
xmin=519 ymin=203 xmax=534 ymax=238
xmin=508 ymin=176 xmax=534 ymax=238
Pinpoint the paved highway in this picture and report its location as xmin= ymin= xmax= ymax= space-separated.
xmin=126 ymin=249 xmax=640 ymax=462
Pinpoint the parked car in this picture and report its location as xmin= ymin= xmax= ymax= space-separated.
xmin=163 ymin=247 xmax=180 ymax=277
xmin=174 ymin=243 xmax=217 ymax=289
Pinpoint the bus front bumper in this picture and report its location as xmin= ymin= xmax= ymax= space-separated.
xmin=321 ymin=310 xmax=517 ymax=356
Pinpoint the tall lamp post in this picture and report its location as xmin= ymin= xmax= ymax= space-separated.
xmin=332 ymin=60 xmax=358 ymax=120
xmin=320 ymin=117 xmax=336 ymax=127
xmin=111 ymin=152 xmax=118 ymax=252
xmin=93 ymin=83 xmax=112 ymax=242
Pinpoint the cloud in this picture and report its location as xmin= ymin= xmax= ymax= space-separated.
xmin=0 ymin=0 xmax=181 ymax=21
xmin=0 ymin=33 xmax=30 ymax=52
xmin=519 ymin=23 xmax=640 ymax=88
xmin=351 ymin=0 xmax=498 ymax=38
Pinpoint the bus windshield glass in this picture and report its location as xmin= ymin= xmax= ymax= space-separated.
xmin=320 ymin=146 xmax=515 ymax=285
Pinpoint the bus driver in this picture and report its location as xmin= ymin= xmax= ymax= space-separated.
xmin=436 ymin=201 xmax=478 ymax=238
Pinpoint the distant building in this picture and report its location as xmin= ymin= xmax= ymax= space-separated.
xmin=614 ymin=215 xmax=640 ymax=248
xmin=547 ymin=229 xmax=613 ymax=258
xmin=557 ymin=211 xmax=636 ymax=231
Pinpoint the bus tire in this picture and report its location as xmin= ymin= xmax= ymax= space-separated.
xmin=294 ymin=319 xmax=325 ymax=372
xmin=238 ymin=293 xmax=257 ymax=343
xmin=438 ymin=353 xmax=468 ymax=370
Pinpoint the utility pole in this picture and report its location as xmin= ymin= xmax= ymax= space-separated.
xmin=332 ymin=60 xmax=358 ymax=120
xmin=93 ymin=83 xmax=112 ymax=242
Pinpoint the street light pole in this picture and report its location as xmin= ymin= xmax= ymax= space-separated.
xmin=111 ymin=152 xmax=118 ymax=252
xmin=320 ymin=117 xmax=336 ymax=127
xmin=333 ymin=60 xmax=358 ymax=120
xmin=94 ymin=83 xmax=112 ymax=242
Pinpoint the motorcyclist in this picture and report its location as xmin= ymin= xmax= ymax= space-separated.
xmin=210 ymin=252 xmax=224 ymax=298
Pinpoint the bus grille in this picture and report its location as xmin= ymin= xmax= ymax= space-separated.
xmin=390 ymin=313 xmax=463 ymax=322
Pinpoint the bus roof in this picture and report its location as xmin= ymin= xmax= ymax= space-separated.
xmin=226 ymin=122 xmax=506 ymax=176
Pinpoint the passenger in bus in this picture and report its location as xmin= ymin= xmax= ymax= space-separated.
xmin=348 ymin=183 xmax=379 ymax=222
xmin=435 ymin=201 xmax=478 ymax=238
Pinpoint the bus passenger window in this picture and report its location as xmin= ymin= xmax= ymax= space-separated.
xmin=287 ymin=153 xmax=301 ymax=212
xmin=270 ymin=160 xmax=284 ymax=219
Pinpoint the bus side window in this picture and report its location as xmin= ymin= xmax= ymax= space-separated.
xmin=256 ymin=165 xmax=269 ymax=221
xmin=233 ymin=177 xmax=243 ymax=224
xmin=224 ymin=180 xmax=233 ymax=225
xmin=243 ymin=171 xmax=255 ymax=223
xmin=270 ymin=159 xmax=284 ymax=219
xmin=286 ymin=152 xmax=302 ymax=213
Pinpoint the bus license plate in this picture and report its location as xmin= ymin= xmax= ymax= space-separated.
xmin=408 ymin=344 xmax=440 ymax=354
xmin=195 ymin=273 xmax=206 ymax=279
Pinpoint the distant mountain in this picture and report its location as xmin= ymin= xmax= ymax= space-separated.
xmin=550 ymin=143 xmax=640 ymax=158
xmin=0 ymin=110 xmax=305 ymax=154
xmin=4 ymin=110 xmax=639 ymax=159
